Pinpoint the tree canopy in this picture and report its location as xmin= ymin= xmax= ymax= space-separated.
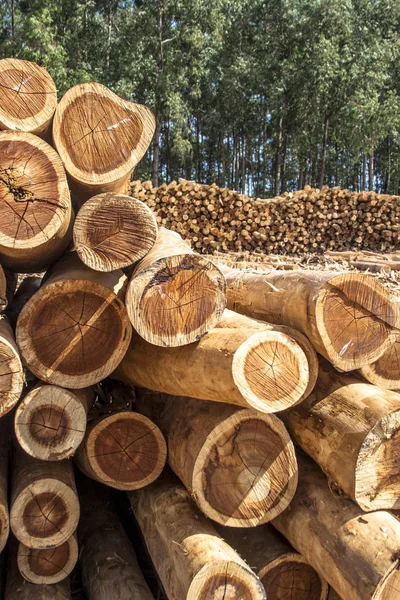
xmin=1 ymin=0 xmax=400 ymax=195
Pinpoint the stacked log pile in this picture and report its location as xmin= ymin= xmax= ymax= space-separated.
xmin=0 ymin=55 xmax=400 ymax=600
xmin=131 ymin=179 xmax=400 ymax=254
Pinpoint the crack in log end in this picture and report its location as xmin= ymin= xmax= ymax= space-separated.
xmin=61 ymin=93 xmax=143 ymax=175
xmin=262 ymin=561 xmax=323 ymax=600
xmin=25 ymin=541 xmax=70 ymax=577
xmin=0 ymin=66 xmax=54 ymax=121
xmin=140 ymin=256 xmax=222 ymax=344
xmin=0 ymin=140 xmax=63 ymax=242
xmin=198 ymin=416 xmax=296 ymax=525
xmin=30 ymin=290 xmax=122 ymax=376
xmin=22 ymin=491 xmax=67 ymax=539
xmin=87 ymin=412 xmax=166 ymax=490
xmin=29 ymin=406 xmax=70 ymax=447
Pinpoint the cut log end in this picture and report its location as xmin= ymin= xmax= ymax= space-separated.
xmin=15 ymin=385 xmax=90 ymax=461
xmin=17 ymin=279 xmax=131 ymax=388
xmin=17 ymin=535 xmax=78 ymax=584
xmin=76 ymin=411 xmax=167 ymax=490
xmin=0 ymin=131 xmax=72 ymax=272
xmin=360 ymin=337 xmax=400 ymax=390
xmin=193 ymin=410 xmax=297 ymax=527
xmin=188 ymin=561 xmax=266 ymax=599
xmin=128 ymin=253 xmax=226 ymax=346
xmin=317 ymin=273 xmax=399 ymax=371
xmin=11 ymin=480 xmax=79 ymax=549
xmin=356 ymin=409 xmax=400 ymax=510
xmin=0 ymin=503 xmax=9 ymax=553
xmin=233 ymin=330 xmax=309 ymax=412
xmin=0 ymin=58 xmax=57 ymax=137
xmin=378 ymin=567 xmax=400 ymax=600
xmin=260 ymin=555 xmax=328 ymax=600
xmin=74 ymin=193 xmax=158 ymax=272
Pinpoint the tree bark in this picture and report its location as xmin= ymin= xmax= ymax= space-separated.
xmin=272 ymin=453 xmax=400 ymax=600
xmin=78 ymin=476 xmax=153 ymax=600
xmin=74 ymin=408 xmax=166 ymax=491
xmin=15 ymin=385 xmax=93 ymax=461
xmin=281 ymin=359 xmax=400 ymax=511
xmin=151 ymin=115 xmax=161 ymax=187
xmin=0 ymin=131 xmax=73 ymax=273
xmin=274 ymin=115 xmax=283 ymax=196
xmin=0 ymin=316 xmax=24 ymax=417
xmin=217 ymin=524 xmax=328 ymax=600
xmin=360 ymin=335 xmax=400 ymax=390
xmin=5 ymin=537 xmax=71 ymax=599
xmin=10 ymin=448 xmax=79 ymax=549
xmin=0 ymin=417 xmax=10 ymax=553
xmin=16 ymin=252 xmax=131 ymax=389
xmin=129 ymin=473 xmax=266 ymax=599
xmin=73 ymin=192 xmax=158 ymax=272
xmin=0 ymin=58 xmax=57 ymax=140
xmin=125 ymin=227 xmax=226 ymax=346
xmin=319 ymin=114 xmax=329 ymax=189
xmin=135 ymin=389 xmax=298 ymax=527
xmin=17 ymin=533 xmax=78 ymax=585
xmin=369 ymin=145 xmax=375 ymax=191
xmin=53 ymin=82 xmax=155 ymax=206
xmin=222 ymin=266 xmax=399 ymax=371
xmin=115 ymin=310 xmax=312 ymax=413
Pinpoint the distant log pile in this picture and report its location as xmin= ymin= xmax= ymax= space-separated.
xmin=131 ymin=180 xmax=400 ymax=254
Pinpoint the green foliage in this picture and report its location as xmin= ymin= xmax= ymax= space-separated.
xmin=1 ymin=0 xmax=400 ymax=193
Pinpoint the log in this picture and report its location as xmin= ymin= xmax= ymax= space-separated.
xmin=217 ymin=524 xmax=328 ymax=600
xmin=0 ymin=131 xmax=73 ymax=273
xmin=74 ymin=409 xmax=166 ymax=490
xmin=115 ymin=323 xmax=311 ymax=413
xmin=73 ymin=192 xmax=158 ymax=272
xmin=5 ymin=537 xmax=71 ymax=599
xmin=129 ymin=473 xmax=267 ymax=599
xmin=222 ymin=267 xmax=399 ymax=371
xmin=17 ymin=533 xmax=78 ymax=584
xmin=136 ymin=390 xmax=298 ymax=526
xmin=5 ymin=276 xmax=42 ymax=330
xmin=53 ymin=82 xmax=155 ymax=205
xmin=10 ymin=448 xmax=79 ymax=549
xmin=272 ymin=453 xmax=400 ymax=600
xmin=0 ymin=264 xmax=9 ymax=313
xmin=125 ymin=227 xmax=226 ymax=346
xmin=0 ymin=417 xmax=10 ymax=553
xmin=360 ymin=335 xmax=400 ymax=390
xmin=0 ymin=58 xmax=57 ymax=140
xmin=14 ymin=384 xmax=93 ymax=461
xmin=0 ymin=316 xmax=24 ymax=417
xmin=16 ymin=252 xmax=132 ymax=388
xmin=280 ymin=360 xmax=400 ymax=511
xmin=78 ymin=476 xmax=153 ymax=600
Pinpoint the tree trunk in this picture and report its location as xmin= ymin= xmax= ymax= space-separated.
xmin=115 ymin=311 xmax=312 ymax=414
xmin=10 ymin=449 xmax=79 ymax=549
xmin=272 ymin=453 xmax=400 ymax=600
xmin=0 ymin=131 xmax=73 ymax=273
xmin=222 ymin=267 xmax=399 ymax=371
xmin=78 ymin=476 xmax=153 ymax=600
xmin=53 ymin=82 xmax=155 ymax=206
xmin=128 ymin=473 xmax=266 ymax=599
xmin=16 ymin=252 xmax=131 ymax=389
xmin=362 ymin=154 xmax=367 ymax=190
xmin=15 ymin=385 xmax=93 ymax=461
xmin=281 ymin=133 xmax=288 ymax=193
xmin=5 ymin=276 xmax=41 ymax=329
xmin=281 ymin=359 xmax=400 ymax=511
xmin=0 ymin=316 xmax=24 ymax=417
xmin=274 ymin=115 xmax=283 ymax=196
xmin=74 ymin=408 xmax=166 ymax=491
xmin=135 ymin=389 xmax=297 ymax=527
xmin=17 ymin=533 xmax=78 ymax=585
xmin=0 ymin=58 xmax=57 ymax=140
xmin=5 ymin=537 xmax=71 ymax=599
xmin=360 ymin=335 xmax=400 ymax=390
xmin=369 ymin=145 xmax=374 ymax=191
xmin=319 ymin=114 xmax=329 ymax=189
xmin=384 ymin=137 xmax=391 ymax=193
xmin=125 ymin=227 xmax=226 ymax=347
xmin=0 ymin=417 xmax=9 ymax=553
xmin=217 ymin=524 xmax=328 ymax=600
xmin=151 ymin=115 xmax=161 ymax=187
xmin=73 ymin=192 xmax=157 ymax=272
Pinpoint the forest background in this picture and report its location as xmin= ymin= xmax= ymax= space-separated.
xmin=1 ymin=0 xmax=399 ymax=197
